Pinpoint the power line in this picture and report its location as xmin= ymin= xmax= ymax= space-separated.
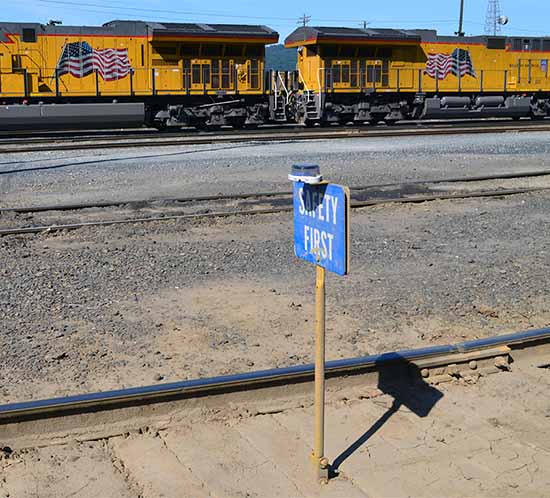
xmin=297 ymin=14 xmax=311 ymax=26
xmin=9 ymin=0 xmax=550 ymax=36
xmin=30 ymin=0 xmax=465 ymax=26
xmin=37 ymin=0 xmax=299 ymax=21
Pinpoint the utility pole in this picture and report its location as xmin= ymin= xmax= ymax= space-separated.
xmin=360 ymin=20 xmax=369 ymax=30
xmin=485 ymin=0 xmax=502 ymax=36
xmin=455 ymin=0 xmax=465 ymax=36
xmin=298 ymin=14 xmax=311 ymax=27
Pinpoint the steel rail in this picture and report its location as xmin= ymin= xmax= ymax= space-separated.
xmin=0 ymin=186 xmax=544 ymax=237
xmin=0 ymin=125 xmax=298 ymax=146
xmin=3 ymin=121 xmax=550 ymax=154
xmin=1 ymin=327 xmax=548 ymax=422
xmin=2 ymin=169 xmax=550 ymax=215
xmin=0 ymin=117 xmax=549 ymax=145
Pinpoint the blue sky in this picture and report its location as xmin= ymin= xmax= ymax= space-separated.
xmin=3 ymin=0 xmax=550 ymax=40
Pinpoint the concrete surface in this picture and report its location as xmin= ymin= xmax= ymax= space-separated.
xmin=2 ymin=356 xmax=549 ymax=498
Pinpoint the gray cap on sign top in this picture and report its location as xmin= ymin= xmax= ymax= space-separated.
xmin=288 ymin=164 xmax=323 ymax=184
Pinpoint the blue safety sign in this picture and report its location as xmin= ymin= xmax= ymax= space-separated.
xmin=293 ymin=181 xmax=350 ymax=276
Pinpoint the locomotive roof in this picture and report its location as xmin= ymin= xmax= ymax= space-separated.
xmin=285 ymin=26 xmax=421 ymax=46
xmin=0 ymin=20 xmax=278 ymax=43
xmin=144 ymin=22 xmax=277 ymax=38
xmin=285 ymin=26 xmax=550 ymax=47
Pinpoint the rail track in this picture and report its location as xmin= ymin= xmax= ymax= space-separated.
xmin=1 ymin=170 xmax=549 ymax=236
xmin=2 ymin=119 xmax=550 ymax=154
xmin=1 ymin=326 xmax=548 ymax=445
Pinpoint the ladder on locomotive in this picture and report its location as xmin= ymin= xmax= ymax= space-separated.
xmin=272 ymin=71 xmax=290 ymax=121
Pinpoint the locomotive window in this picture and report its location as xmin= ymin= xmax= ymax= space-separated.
xmin=192 ymin=64 xmax=201 ymax=84
xmin=359 ymin=59 xmax=366 ymax=87
xmin=512 ymin=39 xmax=522 ymax=51
xmin=250 ymin=59 xmax=259 ymax=89
xmin=211 ymin=59 xmax=220 ymax=88
xmin=544 ymin=40 xmax=550 ymax=51
xmin=382 ymin=59 xmax=389 ymax=86
xmin=202 ymin=64 xmax=210 ymax=84
xmin=341 ymin=64 xmax=350 ymax=83
xmin=366 ymin=64 xmax=382 ymax=84
xmin=531 ymin=39 xmax=541 ymax=51
xmin=221 ymin=59 xmax=230 ymax=88
xmin=377 ymin=47 xmax=392 ymax=58
xmin=182 ymin=59 xmax=191 ymax=87
xmin=350 ymin=61 xmax=358 ymax=87
xmin=306 ymin=46 xmax=318 ymax=56
xmin=486 ymin=37 xmax=506 ymax=49
xmin=523 ymin=39 xmax=531 ymax=51
xmin=332 ymin=65 xmax=341 ymax=83
xmin=22 ymin=28 xmax=36 ymax=43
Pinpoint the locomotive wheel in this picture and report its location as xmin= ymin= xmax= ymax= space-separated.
xmin=153 ymin=120 xmax=168 ymax=131
xmin=230 ymin=117 xmax=247 ymax=129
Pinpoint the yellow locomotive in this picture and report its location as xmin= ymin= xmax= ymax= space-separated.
xmin=284 ymin=26 xmax=550 ymax=124
xmin=0 ymin=20 xmax=278 ymax=129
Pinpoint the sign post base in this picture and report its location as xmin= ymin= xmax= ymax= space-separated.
xmin=310 ymin=453 xmax=329 ymax=484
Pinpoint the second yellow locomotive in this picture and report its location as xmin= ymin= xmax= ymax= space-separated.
xmin=284 ymin=26 xmax=550 ymax=124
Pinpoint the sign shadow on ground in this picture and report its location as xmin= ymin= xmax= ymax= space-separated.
xmin=330 ymin=354 xmax=443 ymax=476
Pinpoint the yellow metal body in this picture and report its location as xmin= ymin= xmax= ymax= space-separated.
xmin=289 ymin=39 xmax=550 ymax=95
xmin=0 ymin=32 xmax=266 ymax=98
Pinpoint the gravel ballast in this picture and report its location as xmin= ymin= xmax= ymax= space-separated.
xmin=1 ymin=189 xmax=549 ymax=403
xmin=3 ymin=131 xmax=550 ymax=208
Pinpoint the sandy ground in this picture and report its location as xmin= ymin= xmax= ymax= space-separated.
xmin=2 ymin=355 xmax=549 ymax=498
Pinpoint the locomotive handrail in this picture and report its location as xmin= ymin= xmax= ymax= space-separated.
xmin=297 ymin=69 xmax=311 ymax=95
xmin=277 ymin=71 xmax=290 ymax=105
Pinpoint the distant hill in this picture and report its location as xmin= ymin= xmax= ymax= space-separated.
xmin=265 ymin=44 xmax=297 ymax=71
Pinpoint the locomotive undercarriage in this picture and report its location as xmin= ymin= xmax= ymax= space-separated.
xmin=288 ymin=91 xmax=550 ymax=126
xmin=2 ymin=91 xmax=550 ymax=131
xmin=151 ymin=97 xmax=270 ymax=130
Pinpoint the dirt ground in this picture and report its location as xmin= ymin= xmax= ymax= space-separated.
xmin=1 ymin=190 xmax=550 ymax=403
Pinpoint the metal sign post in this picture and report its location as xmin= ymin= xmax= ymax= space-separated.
xmin=314 ymin=263 xmax=328 ymax=481
xmin=290 ymin=164 xmax=350 ymax=483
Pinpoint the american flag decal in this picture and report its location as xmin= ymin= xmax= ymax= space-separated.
xmin=56 ymin=41 xmax=132 ymax=81
xmin=424 ymin=48 xmax=476 ymax=80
